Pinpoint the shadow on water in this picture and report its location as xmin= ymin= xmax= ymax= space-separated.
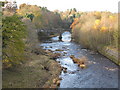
xmin=40 ymin=31 xmax=118 ymax=88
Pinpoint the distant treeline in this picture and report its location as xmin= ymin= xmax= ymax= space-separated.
xmin=16 ymin=4 xmax=81 ymax=29
xmin=17 ymin=4 xmax=69 ymax=29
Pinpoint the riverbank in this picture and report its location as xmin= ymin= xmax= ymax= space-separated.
xmin=72 ymin=39 xmax=119 ymax=66
xmin=3 ymin=48 xmax=61 ymax=88
xmin=98 ymin=46 xmax=120 ymax=65
xmin=73 ymin=41 xmax=119 ymax=66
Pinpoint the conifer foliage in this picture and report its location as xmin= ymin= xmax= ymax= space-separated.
xmin=2 ymin=15 xmax=26 ymax=68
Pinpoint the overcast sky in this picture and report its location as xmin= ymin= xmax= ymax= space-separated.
xmin=1 ymin=0 xmax=120 ymax=12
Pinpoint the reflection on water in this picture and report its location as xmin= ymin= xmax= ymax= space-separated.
xmin=40 ymin=31 xmax=118 ymax=88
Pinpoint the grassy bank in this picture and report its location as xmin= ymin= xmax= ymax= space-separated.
xmin=3 ymin=49 xmax=61 ymax=88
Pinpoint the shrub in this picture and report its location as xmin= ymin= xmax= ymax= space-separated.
xmin=71 ymin=12 xmax=118 ymax=50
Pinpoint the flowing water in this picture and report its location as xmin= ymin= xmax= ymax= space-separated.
xmin=40 ymin=31 xmax=118 ymax=88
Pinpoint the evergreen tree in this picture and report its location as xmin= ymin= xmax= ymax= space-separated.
xmin=2 ymin=15 xmax=26 ymax=68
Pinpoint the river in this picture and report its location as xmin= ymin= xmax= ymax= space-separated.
xmin=40 ymin=31 xmax=118 ymax=88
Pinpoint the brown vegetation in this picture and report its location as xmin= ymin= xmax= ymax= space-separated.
xmin=71 ymin=11 xmax=118 ymax=51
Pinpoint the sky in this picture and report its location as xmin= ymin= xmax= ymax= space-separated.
xmin=1 ymin=0 xmax=120 ymax=12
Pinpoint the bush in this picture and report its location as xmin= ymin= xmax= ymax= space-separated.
xmin=71 ymin=12 xmax=118 ymax=50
